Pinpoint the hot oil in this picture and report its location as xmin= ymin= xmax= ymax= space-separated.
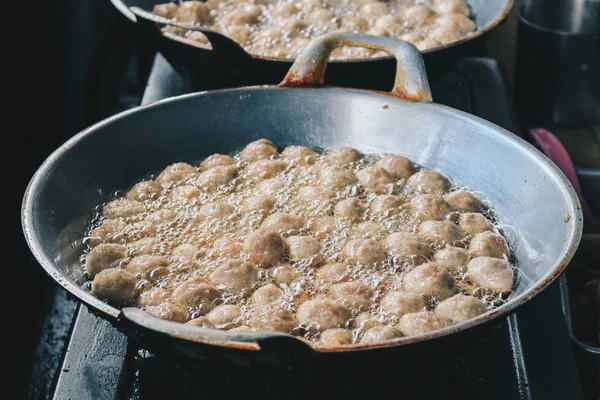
xmin=83 ymin=145 xmax=515 ymax=346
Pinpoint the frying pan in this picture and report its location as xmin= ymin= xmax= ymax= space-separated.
xmin=22 ymin=34 xmax=581 ymax=365
xmin=109 ymin=0 xmax=514 ymax=89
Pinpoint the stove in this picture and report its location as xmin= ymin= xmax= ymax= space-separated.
xmin=24 ymin=46 xmax=590 ymax=399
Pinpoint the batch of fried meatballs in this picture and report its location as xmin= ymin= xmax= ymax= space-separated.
xmin=152 ymin=0 xmax=476 ymax=58
xmin=84 ymin=139 xmax=515 ymax=347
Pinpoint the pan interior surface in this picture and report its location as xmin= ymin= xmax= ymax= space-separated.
xmin=23 ymin=87 xmax=580 ymax=341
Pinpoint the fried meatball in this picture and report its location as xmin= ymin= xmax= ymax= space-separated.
xmin=324 ymin=147 xmax=361 ymax=165
xmin=467 ymin=257 xmax=513 ymax=293
xmin=405 ymin=170 xmax=448 ymax=194
xmin=246 ymin=159 xmax=287 ymax=180
xmin=210 ymin=236 xmax=243 ymax=259
xmin=103 ymin=199 xmax=146 ymax=219
xmin=403 ymin=262 xmax=457 ymax=300
xmin=91 ymin=268 xmax=137 ymax=305
xmin=196 ymin=165 xmax=238 ymax=191
xmin=273 ymin=3 xmax=300 ymax=18
xmin=225 ymin=24 xmax=251 ymax=45
xmin=370 ymin=195 xmax=406 ymax=217
xmin=153 ymin=3 xmax=178 ymax=18
xmin=356 ymin=166 xmax=396 ymax=194
xmin=242 ymin=195 xmax=276 ymax=215
xmin=137 ymin=287 xmax=170 ymax=308
xmin=436 ymin=12 xmax=475 ymax=33
xmin=361 ymin=326 xmax=403 ymax=344
xmin=360 ymin=2 xmax=390 ymax=17
xmin=261 ymin=213 xmax=305 ymax=235
xmin=296 ymin=185 xmax=335 ymax=204
xmin=380 ymin=291 xmax=428 ymax=317
xmin=319 ymin=166 xmax=358 ymax=189
xmin=469 ymin=231 xmax=509 ymax=259
xmin=222 ymin=4 xmax=261 ymax=25
xmin=384 ymin=232 xmax=431 ymax=266
xmin=280 ymin=145 xmax=318 ymax=165
xmin=320 ymin=328 xmax=353 ymax=346
xmin=375 ymin=14 xmax=403 ymax=36
xmin=341 ymin=15 xmax=369 ymax=31
xmin=200 ymin=154 xmax=236 ymax=170
xmin=244 ymin=229 xmax=285 ymax=266
xmin=271 ymin=264 xmax=299 ymax=286
xmin=206 ymin=304 xmax=241 ymax=329
xmin=417 ymin=220 xmax=466 ymax=247
xmin=405 ymin=6 xmax=434 ymax=28
xmin=175 ymin=1 xmax=212 ymax=24
xmin=458 ymin=213 xmax=491 ymax=235
xmin=353 ymin=312 xmax=381 ymax=331
xmin=308 ymin=8 xmax=336 ymax=24
xmin=185 ymin=316 xmax=215 ymax=328
xmin=435 ymin=294 xmax=487 ymax=322
xmin=198 ymin=202 xmax=236 ymax=221
xmin=155 ymin=162 xmax=197 ymax=186
xmin=286 ymin=236 xmax=323 ymax=266
xmin=310 ymin=216 xmax=337 ymax=238
xmin=130 ymin=237 xmax=161 ymax=256
xmin=209 ymin=260 xmax=259 ymax=293
xmin=443 ymin=190 xmax=482 ymax=212
xmin=172 ymin=244 xmax=201 ymax=262
xmin=89 ymin=220 xmax=129 ymax=246
xmin=432 ymin=0 xmax=470 ymax=16
xmin=251 ymin=283 xmax=284 ymax=305
xmin=85 ymin=243 xmax=128 ymax=277
xmin=171 ymin=277 xmax=220 ymax=314
xmin=257 ymin=178 xmax=286 ymax=196
xmin=434 ymin=246 xmax=469 ymax=272
xmin=316 ymin=263 xmax=352 ymax=283
xmin=145 ymin=209 xmax=178 ymax=226
xmin=329 ymin=281 xmax=375 ymax=311
xmin=410 ymin=194 xmax=452 ymax=221
xmin=397 ymin=311 xmax=452 ymax=336
xmin=352 ymin=221 xmax=386 ymax=239
xmin=240 ymin=139 xmax=278 ymax=163
xmin=146 ymin=301 xmax=189 ymax=323
xmin=297 ymin=299 xmax=352 ymax=332
xmin=170 ymin=185 xmax=201 ymax=202
xmin=334 ymin=198 xmax=366 ymax=221
xmin=343 ymin=239 xmax=388 ymax=267
xmin=126 ymin=255 xmax=170 ymax=278
xmin=126 ymin=180 xmax=162 ymax=202
xmin=249 ymin=305 xmax=297 ymax=333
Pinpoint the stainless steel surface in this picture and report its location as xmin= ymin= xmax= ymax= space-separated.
xmin=522 ymin=0 xmax=600 ymax=34
xmin=22 ymin=34 xmax=582 ymax=357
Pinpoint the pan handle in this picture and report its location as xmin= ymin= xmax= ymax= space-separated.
xmin=280 ymin=33 xmax=433 ymax=103
xmin=119 ymin=307 xmax=316 ymax=354
xmin=129 ymin=6 xmax=251 ymax=59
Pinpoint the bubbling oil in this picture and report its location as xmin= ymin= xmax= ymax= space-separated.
xmin=83 ymin=143 xmax=516 ymax=347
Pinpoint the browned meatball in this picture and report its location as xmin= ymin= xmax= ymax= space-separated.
xmin=360 ymin=1 xmax=390 ymax=17
xmin=334 ymin=198 xmax=366 ymax=221
xmin=385 ymin=232 xmax=432 ymax=266
xmin=175 ymin=1 xmax=212 ymax=24
xmin=91 ymin=268 xmax=137 ymax=306
xmin=172 ymin=244 xmax=201 ymax=262
xmin=103 ymin=199 xmax=146 ymax=219
xmin=243 ymin=229 xmax=285 ymax=266
xmin=316 ymin=263 xmax=352 ymax=283
xmin=343 ymin=239 xmax=388 ymax=267
xmin=146 ymin=301 xmax=189 ymax=323
xmin=296 ymin=185 xmax=335 ymax=204
xmin=467 ymin=257 xmax=513 ymax=293
xmin=251 ymin=283 xmax=284 ymax=305
xmin=324 ymin=147 xmax=361 ymax=165
xmin=376 ymin=155 xmax=415 ymax=179
xmin=380 ymin=291 xmax=428 ymax=317
xmin=126 ymin=180 xmax=162 ymax=202
xmin=458 ymin=213 xmax=491 ymax=235
xmin=361 ymin=326 xmax=403 ymax=344
xmin=153 ymin=3 xmax=178 ymax=18
xmin=405 ymin=5 xmax=434 ymax=28
xmin=435 ymin=294 xmax=487 ymax=322
xmin=155 ymin=162 xmax=197 ymax=186
xmin=209 ymin=260 xmax=259 ymax=293
xmin=198 ymin=202 xmax=236 ymax=221
xmin=410 ymin=194 xmax=452 ymax=221
xmin=281 ymin=146 xmax=318 ymax=165
xmin=444 ymin=190 xmax=482 ymax=212
xmin=85 ymin=243 xmax=128 ymax=277
xmin=417 ymin=220 xmax=466 ymax=247
xmin=261 ymin=213 xmax=305 ymax=235
xmin=206 ymin=304 xmax=241 ymax=329
xmin=222 ymin=4 xmax=262 ymax=25
xmin=405 ymin=170 xmax=448 ymax=194
xmin=309 ymin=216 xmax=337 ymax=238
xmin=242 ymin=195 xmax=276 ymax=215
xmin=319 ymin=328 xmax=354 ymax=346
xmin=257 ymin=178 xmax=287 ymax=196
xmin=286 ymin=236 xmax=323 ymax=266
xmin=329 ymin=281 xmax=375 ymax=311
xmin=402 ymin=262 xmax=457 ymax=300
xmin=240 ymin=139 xmax=278 ymax=163
xmin=200 ymin=154 xmax=235 ymax=170
xmin=196 ymin=165 xmax=238 ymax=191
xmin=353 ymin=312 xmax=381 ymax=331
xmin=171 ymin=185 xmax=201 ymax=202
xmin=469 ymin=231 xmax=510 ymax=259
xmin=318 ymin=166 xmax=358 ymax=189
xmin=145 ymin=209 xmax=178 ymax=226
xmin=89 ymin=220 xmax=129 ymax=246
xmin=126 ymin=255 xmax=170 ymax=280
xmin=210 ymin=236 xmax=243 ymax=259
xmin=297 ymin=299 xmax=351 ymax=332
xmin=432 ymin=0 xmax=470 ymax=16
xmin=352 ymin=221 xmax=386 ymax=239
xmin=172 ymin=277 xmax=221 ymax=314
xmin=137 ymin=287 xmax=170 ymax=308
xmin=434 ymin=246 xmax=469 ymax=272
xmin=271 ymin=264 xmax=299 ymax=286
xmin=249 ymin=305 xmax=297 ymax=333
xmin=246 ymin=159 xmax=287 ymax=180
xmin=185 ymin=316 xmax=215 ymax=328
xmin=369 ymin=195 xmax=406 ymax=217
xmin=129 ymin=237 xmax=161 ymax=256
xmin=356 ymin=166 xmax=396 ymax=194
xmin=397 ymin=311 xmax=452 ymax=336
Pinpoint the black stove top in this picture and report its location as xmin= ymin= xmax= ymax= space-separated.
xmin=25 ymin=53 xmax=586 ymax=400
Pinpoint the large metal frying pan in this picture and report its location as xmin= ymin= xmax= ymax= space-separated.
xmin=109 ymin=0 xmax=514 ymax=89
xmin=22 ymin=34 xmax=581 ymax=366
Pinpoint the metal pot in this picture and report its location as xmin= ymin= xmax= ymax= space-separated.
xmin=22 ymin=34 xmax=581 ymax=365
xmin=110 ymin=0 xmax=514 ymax=90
